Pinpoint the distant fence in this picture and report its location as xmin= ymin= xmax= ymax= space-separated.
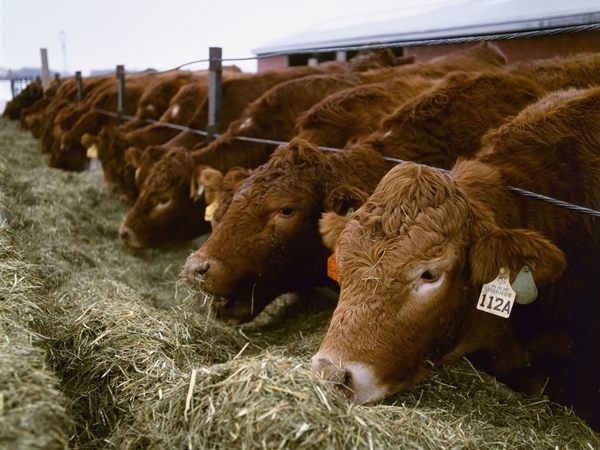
xmin=9 ymin=77 xmax=36 ymax=98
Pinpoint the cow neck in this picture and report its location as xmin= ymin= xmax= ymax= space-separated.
xmin=452 ymin=159 xmax=521 ymax=233
xmin=327 ymin=145 xmax=389 ymax=194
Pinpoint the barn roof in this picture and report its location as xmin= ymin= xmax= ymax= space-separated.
xmin=253 ymin=0 xmax=600 ymax=55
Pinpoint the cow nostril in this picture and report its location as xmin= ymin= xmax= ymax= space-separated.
xmin=193 ymin=260 xmax=210 ymax=276
xmin=119 ymin=226 xmax=129 ymax=241
xmin=343 ymin=371 xmax=353 ymax=388
xmin=312 ymin=357 xmax=354 ymax=393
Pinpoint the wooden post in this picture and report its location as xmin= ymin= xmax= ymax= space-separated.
xmin=40 ymin=48 xmax=51 ymax=92
xmin=336 ymin=51 xmax=347 ymax=62
xmin=54 ymin=73 xmax=61 ymax=89
xmin=75 ymin=71 xmax=83 ymax=102
xmin=570 ymin=202 xmax=600 ymax=432
xmin=207 ymin=47 xmax=222 ymax=143
xmin=116 ymin=65 xmax=125 ymax=124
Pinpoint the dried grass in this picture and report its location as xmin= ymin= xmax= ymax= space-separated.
xmin=1 ymin=116 xmax=599 ymax=449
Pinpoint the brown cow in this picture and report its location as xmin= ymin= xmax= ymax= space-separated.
xmin=293 ymin=75 xmax=436 ymax=149
xmin=2 ymin=77 xmax=43 ymax=120
xmin=119 ymin=43 xmax=509 ymax=249
xmin=86 ymin=73 xmax=213 ymax=200
xmin=182 ymin=139 xmax=392 ymax=324
xmin=311 ymin=86 xmax=600 ymax=408
xmin=49 ymin=74 xmax=151 ymax=171
xmin=181 ymin=70 xmax=543 ymax=324
xmin=118 ymin=71 xmax=361 ymax=247
xmin=508 ymin=52 xmax=600 ymax=92
xmin=102 ymin=64 xmax=351 ymax=203
xmin=347 ymin=47 xmax=416 ymax=71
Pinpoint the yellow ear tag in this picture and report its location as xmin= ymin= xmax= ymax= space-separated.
xmin=477 ymin=267 xmax=516 ymax=319
xmin=204 ymin=201 xmax=218 ymax=222
xmin=86 ymin=143 xmax=98 ymax=159
xmin=327 ymin=252 xmax=339 ymax=282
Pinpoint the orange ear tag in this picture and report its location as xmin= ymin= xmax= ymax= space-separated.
xmin=327 ymin=252 xmax=339 ymax=282
xmin=204 ymin=201 xmax=218 ymax=222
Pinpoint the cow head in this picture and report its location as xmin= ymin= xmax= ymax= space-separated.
xmin=182 ymin=138 xmax=344 ymax=324
xmin=118 ymin=146 xmax=212 ymax=247
xmin=311 ymin=161 xmax=566 ymax=404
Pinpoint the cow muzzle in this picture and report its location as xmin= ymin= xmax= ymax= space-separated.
xmin=181 ymin=255 xmax=211 ymax=290
xmin=310 ymin=353 xmax=390 ymax=404
xmin=119 ymin=224 xmax=145 ymax=248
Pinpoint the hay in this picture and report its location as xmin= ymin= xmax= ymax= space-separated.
xmin=0 ymin=204 xmax=73 ymax=447
xmin=1 ymin=115 xmax=599 ymax=449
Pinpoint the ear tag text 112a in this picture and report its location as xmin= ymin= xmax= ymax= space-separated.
xmin=477 ymin=268 xmax=515 ymax=319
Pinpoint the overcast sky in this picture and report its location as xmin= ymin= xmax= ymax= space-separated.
xmin=0 ymin=0 xmax=463 ymax=75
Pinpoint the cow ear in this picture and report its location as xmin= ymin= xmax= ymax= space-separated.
xmin=402 ymin=72 xmax=470 ymax=120
xmin=320 ymin=185 xmax=369 ymax=251
xmin=324 ymin=184 xmax=369 ymax=216
xmin=222 ymin=166 xmax=250 ymax=192
xmin=124 ymin=146 xmax=144 ymax=169
xmin=80 ymin=133 xmax=97 ymax=148
xmin=319 ymin=211 xmax=353 ymax=252
xmin=190 ymin=166 xmax=224 ymax=204
xmin=469 ymin=228 xmax=567 ymax=287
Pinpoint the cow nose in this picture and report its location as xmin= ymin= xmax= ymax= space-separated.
xmin=310 ymin=357 xmax=355 ymax=400
xmin=118 ymin=224 xmax=142 ymax=248
xmin=311 ymin=354 xmax=389 ymax=404
xmin=185 ymin=258 xmax=210 ymax=279
xmin=119 ymin=224 xmax=131 ymax=242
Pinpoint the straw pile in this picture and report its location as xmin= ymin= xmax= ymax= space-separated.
xmin=1 ymin=116 xmax=599 ymax=449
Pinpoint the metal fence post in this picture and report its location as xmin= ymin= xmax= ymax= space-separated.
xmin=207 ymin=47 xmax=222 ymax=143
xmin=116 ymin=65 xmax=125 ymax=124
xmin=75 ymin=71 xmax=83 ymax=103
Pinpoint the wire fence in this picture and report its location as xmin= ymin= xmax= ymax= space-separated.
xmin=10 ymin=22 xmax=600 ymax=427
xmin=18 ymin=19 xmax=600 ymax=220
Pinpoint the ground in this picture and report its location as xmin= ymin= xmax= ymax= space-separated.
xmin=0 ymin=116 xmax=598 ymax=449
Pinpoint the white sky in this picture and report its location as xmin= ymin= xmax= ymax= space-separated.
xmin=0 ymin=0 xmax=461 ymax=75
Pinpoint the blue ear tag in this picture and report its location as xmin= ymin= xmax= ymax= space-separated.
xmin=197 ymin=184 xmax=205 ymax=197
xmin=512 ymin=266 xmax=538 ymax=305
xmin=345 ymin=207 xmax=355 ymax=217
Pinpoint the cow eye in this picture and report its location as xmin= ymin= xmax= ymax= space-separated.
xmin=155 ymin=197 xmax=172 ymax=211
xmin=279 ymin=207 xmax=294 ymax=217
xmin=420 ymin=270 xmax=440 ymax=282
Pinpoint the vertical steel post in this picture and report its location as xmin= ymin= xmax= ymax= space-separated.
xmin=75 ymin=71 xmax=83 ymax=103
xmin=207 ymin=47 xmax=222 ymax=143
xmin=116 ymin=65 xmax=125 ymax=124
